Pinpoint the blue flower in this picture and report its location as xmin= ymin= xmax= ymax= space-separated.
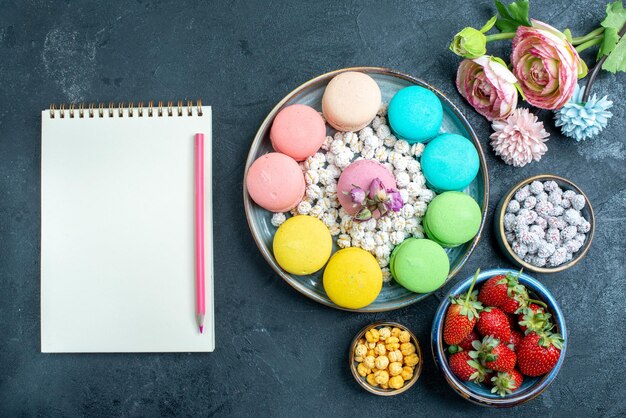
xmin=554 ymin=85 xmax=613 ymax=141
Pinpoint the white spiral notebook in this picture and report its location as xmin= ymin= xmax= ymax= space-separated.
xmin=41 ymin=101 xmax=214 ymax=353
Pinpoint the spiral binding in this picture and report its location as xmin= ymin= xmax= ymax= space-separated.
xmin=49 ymin=100 xmax=204 ymax=119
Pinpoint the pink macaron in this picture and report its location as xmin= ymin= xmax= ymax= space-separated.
xmin=270 ymin=104 xmax=326 ymax=161
xmin=246 ymin=152 xmax=305 ymax=212
xmin=337 ymin=160 xmax=397 ymax=216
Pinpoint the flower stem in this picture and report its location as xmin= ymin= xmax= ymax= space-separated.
xmin=582 ymin=22 xmax=626 ymax=102
xmin=575 ymin=36 xmax=603 ymax=53
xmin=571 ymin=27 xmax=604 ymax=45
xmin=485 ymin=32 xmax=516 ymax=42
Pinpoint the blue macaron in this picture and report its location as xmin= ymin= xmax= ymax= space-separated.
xmin=388 ymin=86 xmax=443 ymax=144
xmin=421 ymin=133 xmax=479 ymax=192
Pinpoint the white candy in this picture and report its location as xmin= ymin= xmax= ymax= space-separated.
xmin=571 ymin=195 xmax=586 ymax=211
xmin=410 ymin=143 xmax=425 ymax=158
xmin=396 ymin=171 xmax=411 ymax=188
xmin=374 ymin=147 xmax=388 ymax=162
xmin=306 ymin=185 xmax=323 ymax=200
xmin=326 ymin=164 xmax=341 ymax=179
xmin=383 ymin=134 xmax=397 ymax=148
xmin=394 ymin=140 xmax=410 ymax=155
xmin=364 ymin=135 xmax=380 ymax=149
xmin=529 ymin=180 xmax=544 ymax=195
xmin=406 ymin=159 xmax=421 ymax=174
xmin=359 ymin=126 xmax=374 ymax=139
xmin=393 ymin=156 xmax=409 ymax=171
xmin=414 ymin=201 xmax=428 ymax=217
xmin=372 ymin=116 xmax=383 ymax=130
xmin=376 ymin=124 xmax=391 ymax=140
xmin=305 ymin=170 xmax=320 ymax=185
xmin=334 ymin=151 xmax=353 ymax=169
xmin=337 ymin=234 xmax=351 ymax=248
xmin=381 ymin=268 xmax=392 ymax=283
xmin=507 ymin=200 xmax=521 ymax=214
xmin=401 ymin=204 xmax=415 ymax=219
xmin=329 ymin=225 xmax=341 ymax=236
xmin=390 ymin=230 xmax=406 ymax=245
xmin=418 ymin=189 xmax=436 ymax=203
xmin=271 ymin=212 xmax=286 ymax=227
xmin=321 ymin=136 xmax=333 ymax=151
xmin=297 ymin=201 xmax=312 ymax=215
xmin=563 ymin=209 xmax=582 ymax=226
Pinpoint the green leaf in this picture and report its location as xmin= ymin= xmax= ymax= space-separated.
xmin=598 ymin=1 xmax=626 ymax=62
xmin=480 ymin=15 xmax=498 ymax=33
xmin=494 ymin=0 xmax=532 ymax=33
xmin=603 ymin=30 xmax=626 ymax=72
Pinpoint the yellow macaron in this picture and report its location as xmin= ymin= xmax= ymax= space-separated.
xmin=273 ymin=215 xmax=332 ymax=275
xmin=323 ymin=248 xmax=382 ymax=309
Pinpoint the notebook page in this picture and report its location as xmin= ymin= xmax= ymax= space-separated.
xmin=41 ymin=107 xmax=214 ymax=352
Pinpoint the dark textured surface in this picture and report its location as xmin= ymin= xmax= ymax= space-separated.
xmin=1 ymin=0 xmax=625 ymax=416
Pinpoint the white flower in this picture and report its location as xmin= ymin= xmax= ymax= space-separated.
xmin=325 ymin=182 xmax=337 ymax=193
xmin=372 ymin=116 xmax=383 ymax=130
xmin=333 ymin=132 xmax=344 ymax=142
xmin=322 ymin=212 xmax=338 ymax=228
xmin=271 ymin=212 xmax=287 ymax=227
xmin=349 ymin=141 xmax=364 ymax=154
xmin=326 ymin=153 xmax=335 ymax=165
xmin=326 ymin=164 xmax=341 ymax=179
xmin=377 ymin=256 xmax=389 ymax=268
xmin=329 ymin=225 xmax=341 ymax=236
xmin=318 ymin=169 xmax=333 ymax=186
xmin=344 ymin=132 xmax=358 ymax=148
xmin=378 ymin=217 xmax=393 ymax=232
xmin=364 ymin=218 xmax=377 ymax=231
xmin=404 ymin=217 xmax=419 ymax=233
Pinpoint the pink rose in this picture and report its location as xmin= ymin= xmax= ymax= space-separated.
xmin=511 ymin=20 xmax=587 ymax=110
xmin=456 ymin=55 xmax=518 ymax=121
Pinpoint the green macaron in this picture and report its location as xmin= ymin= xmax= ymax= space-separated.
xmin=389 ymin=238 xmax=450 ymax=293
xmin=423 ymin=191 xmax=482 ymax=247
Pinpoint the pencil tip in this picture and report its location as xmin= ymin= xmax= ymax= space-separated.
xmin=199 ymin=325 xmax=203 ymax=334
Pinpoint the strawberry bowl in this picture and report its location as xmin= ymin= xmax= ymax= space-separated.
xmin=431 ymin=268 xmax=567 ymax=407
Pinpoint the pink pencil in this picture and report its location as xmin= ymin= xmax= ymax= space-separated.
xmin=195 ymin=133 xmax=205 ymax=333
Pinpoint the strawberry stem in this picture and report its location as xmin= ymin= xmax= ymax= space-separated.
xmin=527 ymin=298 xmax=548 ymax=309
xmin=465 ymin=269 xmax=481 ymax=304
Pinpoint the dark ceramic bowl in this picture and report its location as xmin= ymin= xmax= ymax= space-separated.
xmin=350 ymin=321 xmax=423 ymax=396
xmin=494 ymin=174 xmax=595 ymax=273
xmin=431 ymin=268 xmax=567 ymax=407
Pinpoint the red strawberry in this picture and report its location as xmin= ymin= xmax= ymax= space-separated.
xmin=491 ymin=370 xmax=524 ymax=397
xmin=448 ymin=351 xmax=487 ymax=383
xmin=472 ymin=336 xmax=516 ymax=372
xmin=518 ymin=302 xmax=550 ymax=334
xmin=508 ymin=329 xmax=524 ymax=351
xmin=476 ymin=307 xmax=511 ymax=342
xmin=459 ymin=330 xmax=479 ymax=351
xmin=517 ymin=332 xmax=563 ymax=377
xmin=478 ymin=271 xmax=528 ymax=314
xmin=444 ymin=270 xmax=483 ymax=345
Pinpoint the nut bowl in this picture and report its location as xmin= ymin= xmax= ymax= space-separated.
xmin=494 ymin=174 xmax=595 ymax=273
xmin=349 ymin=321 xmax=422 ymax=396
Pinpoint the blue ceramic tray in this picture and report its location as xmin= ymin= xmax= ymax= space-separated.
xmin=243 ymin=67 xmax=490 ymax=312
